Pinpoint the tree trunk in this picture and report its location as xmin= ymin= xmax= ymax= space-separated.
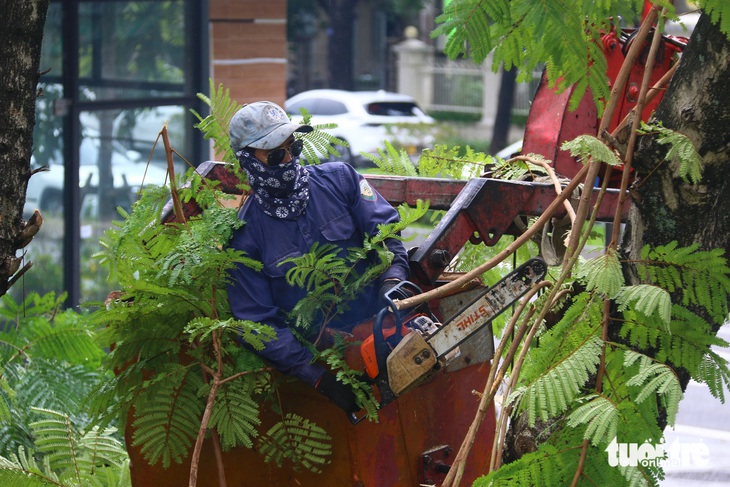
xmin=626 ymin=12 xmax=730 ymax=274
xmin=490 ymin=65 xmax=517 ymax=154
xmin=327 ymin=0 xmax=356 ymax=90
xmin=0 ymin=0 xmax=50 ymax=297
xmin=503 ymin=11 xmax=730 ymax=462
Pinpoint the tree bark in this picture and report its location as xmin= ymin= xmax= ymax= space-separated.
xmin=0 ymin=0 xmax=50 ymax=297
xmin=626 ymin=12 xmax=730 ymax=271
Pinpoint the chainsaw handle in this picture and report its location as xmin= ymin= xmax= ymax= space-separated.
xmin=371 ymin=281 xmax=424 ymax=409
xmin=372 ymin=307 xmax=392 ymax=384
xmin=374 ymin=280 xmax=424 ymax=375
xmin=348 ymin=410 xmax=368 ymax=425
xmin=382 ymin=280 xmax=423 ymax=311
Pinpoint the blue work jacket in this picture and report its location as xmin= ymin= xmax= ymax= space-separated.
xmin=227 ymin=161 xmax=409 ymax=386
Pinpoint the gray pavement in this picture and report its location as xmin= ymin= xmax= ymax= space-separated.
xmin=662 ymin=325 xmax=730 ymax=486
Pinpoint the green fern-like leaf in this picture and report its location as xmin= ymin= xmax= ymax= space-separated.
xmin=289 ymin=109 xmax=349 ymax=166
xmin=701 ymin=0 xmax=730 ymax=37
xmin=561 ymin=135 xmax=623 ymax=167
xmin=517 ymin=293 xmax=603 ymax=383
xmin=697 ymin=350 xmax=730 ymax=403
xmin=577 ymin=249 xmax=624 ymax=298
xmin=130 ymin=365 xmax=204 ymax=468
xmin=192 ymin=80 xmax=241 ymax=165
xmin=0 ymin=306 xmax=103 ymax=368
xmin=615 ymin=285 xmax=672 ymax=331
xmin=184 ymin=316 xmax=276 ymax=353
xmin=13 ymin=360 xmax=99 ymax=413
xmin=0 ymin=292 xmax=67 ymax=328
xmin=624 ymin=351 xmax=683 ymax=425
xmin=258 ymin=413 xmax=332 ymax=473
xmin=28 ymin=407 xmax=129 ymax=486
xmin=567 ymin=394 xmax=619 ymax=446
xmin=77 ymin=425 xmax=129 ymax=471
xmin=315 ymin=335 xmax=379 ymax=421
xmin=28 ymin=408 xmax=81 ymax=482
xmin=0 ymin=379 xmax=10 ymax=423
xmin=433 ymin=1 xmax=497 ymax=65
xmin=491 ymin=152 xmax=551 ymax=180
xmin=362 ymin=141 xmax=418 ymax=176
xmin=638 ymin=242 xmax=730 ymax=324
xmin=283 ymin=242 xmax=347 ymax=292
xmin=0 ymin=446 xmax=60 ymax=486
xmin=510 ymin=336 xmax=603 ymax=426
xmin=617 ymin=310 xmax=663 ymax=352
xmin=619 ymin=304 xmax=730 ymax=403
xmin=282 ymin=200 xmax=427 ymax=331
xmin=0 ymin=410 xmax=130 ymax=487
xmin=434 ymin=0 xmax=629 ymax=115
xmin=207 ymin=378 xmax=260 ymax=450
xmin=639 ymin=121 xmax=704 ymax=183
xmin=602 ymin=348 xmax=666 ymax=446
xmin=417 ymin=144 xmax=491 ymax=179
xmin=474 ymin=427 xmax=655 ymax=487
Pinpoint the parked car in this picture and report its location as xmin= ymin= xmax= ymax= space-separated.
xmin=285 ymin=89 xmax=435 ymax=166
xmin=24 ymin=134 xmax=169 ymax=218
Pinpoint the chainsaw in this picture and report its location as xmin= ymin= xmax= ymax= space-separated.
xmin=354 ymin=257 xmax=547 ymax=423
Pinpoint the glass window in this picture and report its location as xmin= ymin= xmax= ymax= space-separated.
xmin=17 ymin=0 xmax=206 ymax=306
xmin=316 ymin=99 xmax=348 ymax=115
xmin=366 ymin=102 xmax=419 ymax=117
xmin=287 ymin=99 xmax=318 ymax=115
xmin=78 ymin=1 xmax=187 ymax=100
xmin=40 ymin=3 xmax=63 ymax=78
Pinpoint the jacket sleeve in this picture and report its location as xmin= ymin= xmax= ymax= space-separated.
xmin=227 ymin=251 xmax=326 ymax=387
xmin=339 ymin=164 xmax=409 ymax=282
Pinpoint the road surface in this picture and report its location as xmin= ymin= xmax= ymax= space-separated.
xmin=662 ymin=323 xmax=730 ymax=486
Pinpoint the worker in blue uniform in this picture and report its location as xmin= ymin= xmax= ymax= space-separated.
xmin=227 ymin=101 xmax=410 ymax=415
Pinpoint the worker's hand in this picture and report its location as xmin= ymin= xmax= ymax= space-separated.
xmin=379 ymin=279 xmax=414 ymax=308
xmin=315 ymin=372 xmax=359 ymax=414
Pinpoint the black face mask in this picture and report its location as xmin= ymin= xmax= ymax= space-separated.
xmin=236 ymin=149 xmax=310 ymax=220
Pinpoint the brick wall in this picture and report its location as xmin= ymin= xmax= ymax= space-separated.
xmin=209 ymin=1 xmax=288 ymax=107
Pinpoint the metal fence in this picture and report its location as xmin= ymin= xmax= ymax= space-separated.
xmin=425 ymin=58 xmax=484 ymax=114
xmin=423 ymin=57 xmax=541 ymax=117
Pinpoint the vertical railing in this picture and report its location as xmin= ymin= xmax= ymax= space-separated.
xmin=425 ymin=58 xmax=484 ymax=114
xmin=394 ymin=34 xmax=541 ymax=119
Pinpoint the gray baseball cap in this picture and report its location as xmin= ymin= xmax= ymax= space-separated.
xmin=229 ymin=101 xmax=312 ymax=151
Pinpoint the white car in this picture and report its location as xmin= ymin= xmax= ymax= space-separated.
xmin=24 ymin=135 xmax=169 ymax=218
xmin=285 ymin=89 xmax=435 ymax=166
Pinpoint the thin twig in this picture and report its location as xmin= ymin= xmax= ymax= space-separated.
xmin=443 ymin=282 xmax=551 ymax=487
xmin=572 ymin=12 xmax=666 ymax=485
xmin=6 ymin=261 xmax=33 ymax=289
xmin=211 ymin=431 xmax=228 ymax=487
xmin=562 ymin=7 xmax=659 ymax=271
xmin=189 ymin=372 xmax=221 ymax=487
xmin=160 ymin=125 xmax=187 ymax=225
xmin=611 ymin=62 xmax=679 ymax=138
xmin=189 ymin=326 xmax=227 ymax=487
xmin=219 ymin=366 xmax=273 ymax=386
xmin=610 ymin=10 xmax=666 ymax=245
xmin=511 ymin=154 xmax=577 ymax=225
xmin=488 ymin=306 xmax=538 ymax=472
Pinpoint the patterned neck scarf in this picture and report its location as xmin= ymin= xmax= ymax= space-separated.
xmin=236 ymin=149 xmax=310 ymax=220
